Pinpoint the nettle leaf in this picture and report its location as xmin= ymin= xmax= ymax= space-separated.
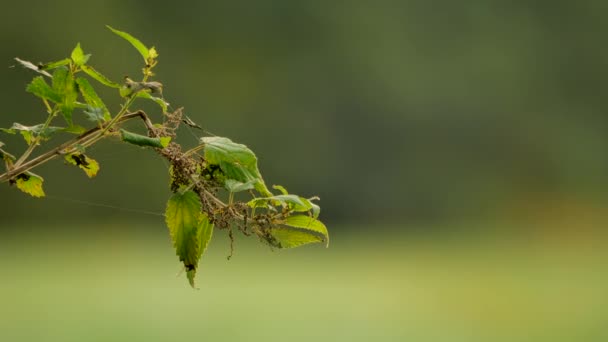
xmin=14 ymin=58 xmax=52 ymax=77
xmin=279 ymin=215 xmax=329 ymax=247
xmin=120 ymin=129 xmax=171 ymax=148
xmin=81 ymin=65 xmax=120 ymax=88
xmin=64 ymin=153 xmax=99 ymax=178
xmin=26 ymin=76 xmax=62 ymax=103
xmin=224 ymin=179 xmax=256 ymax=193
xmin=201 ymin=136 xmax=272 ymax=196
xmin=136 ymin=91 xmax=169 ymax=112
xmin=13 ymin=171 xmax=45 ymax=198
xmin=268 ymin=228 xmax=324 ymax=249
xmin=70 ymin=43 xmax=91 ymax=66
xmin=52 ymin=68 xmax=78 ymax=125
xmin=248 ymin=193 xmax=320 ymax=217
xmin=39 ymin=58 xmax=71 ymax=71
xmin=165 ymin=190 xmax=214 ymax=287
xmin=106 ymin=26 xmax=149 ymax=62
xmin=76 ymin=78 xmax=110 ymax=121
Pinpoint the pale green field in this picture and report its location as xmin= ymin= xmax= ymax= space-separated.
xmin=0 ymin=223 xmax=606 ymax=341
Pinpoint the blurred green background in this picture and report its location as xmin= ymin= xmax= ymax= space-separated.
xmin=1 ymin=1 xmax=607 ymax=341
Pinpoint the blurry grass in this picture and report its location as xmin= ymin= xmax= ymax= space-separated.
xmin=0 ymin=222 xmax=606 ymax=341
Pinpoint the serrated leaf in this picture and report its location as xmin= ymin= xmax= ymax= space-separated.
xmin=282 ymin=215 xmax=329 ymax=247
xmin=201 ymin=136 xmax=272 ymax=196
xmin=39 ymin=58 xmax=71 ymax=71
xmin=26 ymin=76 xmax=62 ymax=103
xmin=70 ymin=43 xmax=90 ymax=66
xmin=136 ymin=91 xmax=169 ymax=112
xmin=106 ymin=26 xmax=149 ymax=62
xmin=81 ymin=65 xmax=119 ymax=88
xmin=76 ymin=78 xmax=110 ymax=121
xmin=52 ymin=68 xmax=78 ymax=125
xmin=165 ymin=190 xmax=214 ymax=288
xmin=64 ymin=153 xmax=99 ymax=178
xmin=267 ymin=227 xmax=324 ymax=249
xmin=14 ymin=58 xmax=52 ymax=77
xmin=120 ymin=129 xmax=171 ymax=148
xmin=13 ymin=172 xmax=45 ymax=198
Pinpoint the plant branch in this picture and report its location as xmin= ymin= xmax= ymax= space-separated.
xmin=0 ymin=112 xmax=145 ymax=183
xmin=13 ymin=109 xmax=57 ymax=168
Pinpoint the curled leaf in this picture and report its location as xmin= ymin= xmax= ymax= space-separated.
xmin=120 ymin=129 xmax=171 ymax=148
xmin=81 ymin=65 xmax=120 ymax=88
xmin=14 ymin=58 xmax=52 ymax=77
xmin=201 ymin=136 xmax=272 ymax=196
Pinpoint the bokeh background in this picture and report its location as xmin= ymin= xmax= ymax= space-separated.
xmin=1 ymin=1 xmax=607 ymax=341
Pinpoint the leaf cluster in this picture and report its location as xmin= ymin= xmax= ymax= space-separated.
xmin=0 ymin=27 xmax=328 ymax=287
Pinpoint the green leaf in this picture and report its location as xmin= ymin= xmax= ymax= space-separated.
xmin=267 ymin=228 xmax=324 ymax=249
xmin=201 ymin=136 xmax=272 ymax=196
xmin=106 ymin=26 xmax=149 ymax=62
xmin=83 ymin=106 xmax=105 ymax=123
xmin=13 ymin=171 xmax=45 ymax=198
xmin=282 ymin=215 xmax=329 ymax=247
xmin=62 ymin=125 xmax=87 ymax=134
xmin=273 ymin=185 xmax=288 ymax=195
xmin=70 ymin=43 xmax=91 ymax=66
xmin=52 ymin=68 xmax=78 ymax=125
xmin=224 ymin=179 xmax=256 ymax=193
xmin=76 ymin=78 xmax=110 ymax=121
xmin=81 ymin=65 xmax=120 ymax=88
xmin=165 ymin=190 xmax=214 ymax=288
xmin=26 ymin=76 xmax=62 ymax=103
xmin=136 ymin=91 xmax=169 ymax=112
xmin=64 ymin=153 xmax=100 ymax=178
xmin=120 ymin=129 xmax=171 ymax=148
xmin=14 ymin=58 xmax=52 ymax=77
xmin=8 ymin=123 xmax=64 ymax=145
xmin=248 ymin=193 xmax=319 ymax=217
xmin=39 ymin=58 xmax=71 ymax=71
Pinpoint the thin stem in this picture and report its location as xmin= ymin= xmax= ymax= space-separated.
xmin=13 ymin=109 xmax=57 ymax=168
xmin=183 ymin=144 xmax=205 ymax=157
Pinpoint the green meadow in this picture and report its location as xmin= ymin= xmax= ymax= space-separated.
xmin=1 ymin=223 xmax=605 ymax=341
